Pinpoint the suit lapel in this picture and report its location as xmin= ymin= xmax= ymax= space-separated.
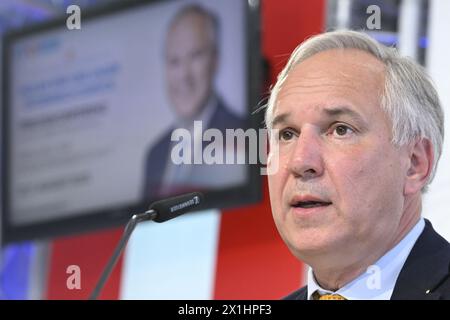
xmin=283 ymin=286 xmax=308 ymax=300
xmin=391 ymin=219 xmax=450 ymax=300
xmin=299 ymin=287 xmax=308 ymax=300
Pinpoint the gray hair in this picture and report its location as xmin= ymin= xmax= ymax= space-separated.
xmin=265 ymin=30 xmax=444 ymax=188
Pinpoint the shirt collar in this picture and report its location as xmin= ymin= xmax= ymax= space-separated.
xmin=307 ymin=218 xmax=425 ymax=300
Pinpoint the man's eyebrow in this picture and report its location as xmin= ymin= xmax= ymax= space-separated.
xmin=322 ymin=106 xmax=365 ymax=122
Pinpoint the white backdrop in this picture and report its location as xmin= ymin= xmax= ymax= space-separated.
xmin=423 ymin=0 xmax=450 ymax=240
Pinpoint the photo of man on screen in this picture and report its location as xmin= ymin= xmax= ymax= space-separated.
xmin=142 ymin=4 xmax=246 ymax=200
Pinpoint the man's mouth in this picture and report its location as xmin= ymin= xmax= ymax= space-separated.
xmin=292 ymin=200 xmax=332 ymax=208
xmin=289 ymin=194 xmax=332 ymax=210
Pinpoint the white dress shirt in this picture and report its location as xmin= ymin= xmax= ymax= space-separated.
xmin=161 ymin=94 xmax=218 ymax=187
xmin=307 ymin=218 xmax=425 ymax=300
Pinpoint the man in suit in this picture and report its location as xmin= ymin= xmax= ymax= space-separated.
xmin=142 ymin=5 xmax=245 ymax=200
xmin=265 ymin=30 xmax=450 ymax=300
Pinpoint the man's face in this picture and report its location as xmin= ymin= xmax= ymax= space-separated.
xmin=268 ymin=49 xmax=411 ymax=268
xmin=165 ymin=13 xmax=217 ymax=121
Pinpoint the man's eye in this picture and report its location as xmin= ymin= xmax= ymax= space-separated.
xmin=331 ymin=124 xmax=355 ymax=137
xmin=279 ymin=129 xmax=295 ymax=141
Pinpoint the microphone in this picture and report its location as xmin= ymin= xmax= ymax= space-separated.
xmin=149 ymin=192 xmax=204 ymax=222
xmin=89 ymin=192 xmax=204 ymax=300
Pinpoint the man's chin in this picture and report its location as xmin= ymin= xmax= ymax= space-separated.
xmin=174 ymin=104 xmax=203 ymax=120
xmin=285 ymin=228 xmax=344 ymax=258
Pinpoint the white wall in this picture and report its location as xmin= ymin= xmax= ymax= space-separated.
xmin=423 ymin=0 xmax=450 ymax=240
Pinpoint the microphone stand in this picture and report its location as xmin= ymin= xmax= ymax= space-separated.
xmin=89 ymin=209 xmax=157 ymax=300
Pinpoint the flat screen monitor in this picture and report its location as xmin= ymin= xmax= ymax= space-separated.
xmin=2 ymin=0 xmax=262 ymax=243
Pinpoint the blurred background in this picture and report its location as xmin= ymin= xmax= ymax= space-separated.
xmin=0 ymin=0 xmax=449 ymax=299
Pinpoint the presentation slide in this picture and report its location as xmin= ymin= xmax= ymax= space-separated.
xmin=8 ymin=0 xmax=247 ymax=226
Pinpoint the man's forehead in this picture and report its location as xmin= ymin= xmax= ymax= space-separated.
xmin=273 ymin=49 xmax=385 ymax=119
xmin=167 ymin=14 xmax=214 ymax=50
xmin=280 ymin=49 xmax=385 ymax=90
xmin=170 ymin=12 xmax=210 ymax=33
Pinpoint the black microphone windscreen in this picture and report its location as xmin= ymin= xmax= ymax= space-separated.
xmin=149 ymin=192 xmax=204 ymax=223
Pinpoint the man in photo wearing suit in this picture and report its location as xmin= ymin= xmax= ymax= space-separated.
xmin=266 ymin=30 xmax=450 ymax=300
xmin=142 ymin=4 xmax=246 ymax=200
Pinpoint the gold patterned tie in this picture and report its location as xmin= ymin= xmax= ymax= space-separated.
xmin=313 ymin=291 xmax=347 ymax=300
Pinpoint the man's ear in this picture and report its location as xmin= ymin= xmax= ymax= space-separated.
xmin=404 ymin=138 xmax=434 ymax=195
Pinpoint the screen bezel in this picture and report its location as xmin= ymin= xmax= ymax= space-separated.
xmin=2 ymin=0 xmax=263 ymax=244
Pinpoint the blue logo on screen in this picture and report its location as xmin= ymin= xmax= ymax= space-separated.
xmin=14 ymin=37 xmax=61 ymax=59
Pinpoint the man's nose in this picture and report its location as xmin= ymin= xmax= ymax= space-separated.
xmin=179 ymin=62 xmax=193 ymax=81
xmin=287 ymin=130 xmax=324 ymax=180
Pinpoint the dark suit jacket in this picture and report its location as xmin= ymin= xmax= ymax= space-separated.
xmin=284 ymin=219 xmax=450 ymax=300
xmin=142 ymin=97 xmax=246 ymax=200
